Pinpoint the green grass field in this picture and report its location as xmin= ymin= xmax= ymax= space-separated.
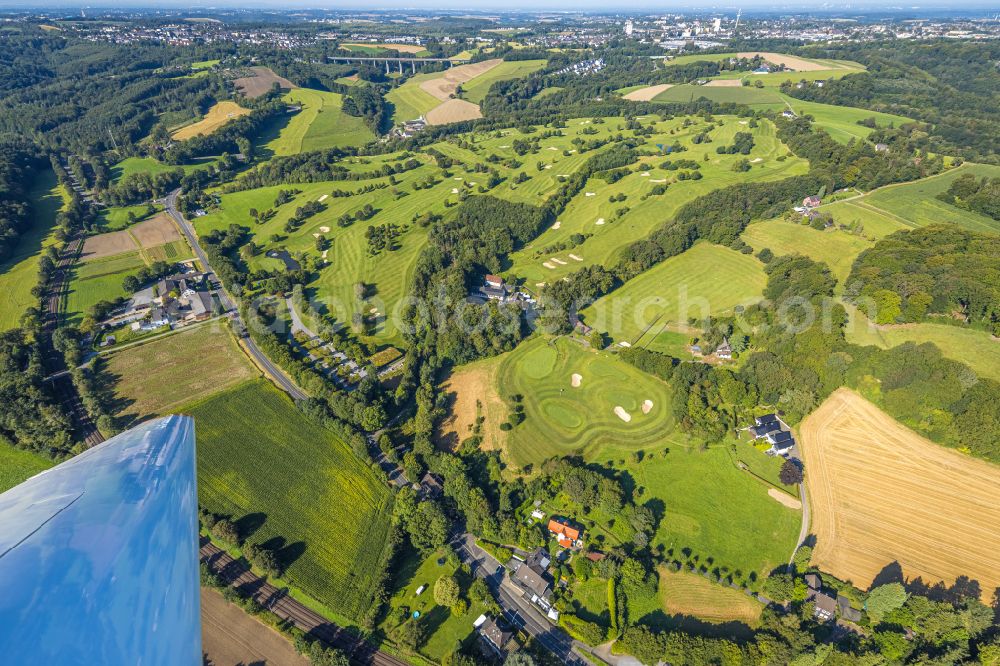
xmin=385 ymin=72 xmax=442 ymax=124
xmin=653 ymin=84 xmax=784 ymax=105
xmin=63 ymin=251 xmax=147 ymax=326
xmin=625 ymin=446 xmax=800 ymax=583
xmin=777 ymin=97 xmax=913 ymax=144
xmin=460 ymin=59 xmax=546 ymax=104
xmin=0 ymin=170 xmax=67 ymax=331
xmin=265 ymin=88 xmax=373 ymax=155
xmin=185 ymin=379 xmax=393 ymax=621
xmin=844 ymin=304 xmax=1000 ymax=382
xmin=507 ymin=117 xmax=808 ymax=285
xmin=742 ymin=218 xmax=873 ymax=287
xmin=496 ymin=336 xmax=676 ymax=467
xmin=381 ymin=548 xmax=489 ymax=660
xmin=0 ymin=444 xmax=54 ymax=493
xmin=97 ymin=203 xmax=161 ymax=232
xmin=820 ymin=163 xmax=1000 ymax=238
xmin=579 ymin=243 xmax=767 ymax=344
xmin=109 ymin=156 xmax=217 ymax=184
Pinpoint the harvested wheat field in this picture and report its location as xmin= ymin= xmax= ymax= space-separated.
xmin=623 ymin=84 xmax=674 ymax=101
xmin=437 ymin=358 xmax=505 ymax=451
xmin=658 ymin=568 xmax=763 ymax=627
xmin=800 ymin=388 xmax=1000 ymax=600
xmin=704 ymin=79 xmax=744 ymax=87
xmin=736 ymin=52 xmax=832 ymax=71
xmin=130 ymin=214 xmax=181 ymax=247
xmin=343 ymin=42 xmax=424 ymax=54
xmin=426 ymin=99 xmax=482 ymax=125
xmin=81 ymin=229 xmax=138 ymax=261
xmin=172 ymin=101 xmax=251 ymax=140
xmin=419 ymin=58 xmax=502 ymax=101
xmin=233 ymin=66 xmax=296 ymax=98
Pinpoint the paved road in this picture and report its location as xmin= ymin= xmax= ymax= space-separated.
xmin=450 ymin=533 xmax=586 ymax=666
xmin=163 ymin=189 xmax=306 ymax=401
xmin=200 ymin=539 xmax=408 ymax=666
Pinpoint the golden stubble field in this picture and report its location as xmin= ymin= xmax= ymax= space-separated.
xmin=800 ymin=388 xmax=1000 ymax=601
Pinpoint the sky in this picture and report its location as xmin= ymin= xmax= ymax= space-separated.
xmin=4 ymin=0 xmax=998 ymax=11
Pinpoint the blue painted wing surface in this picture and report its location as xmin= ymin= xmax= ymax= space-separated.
xmin=0 ymin=415 xmax=200 ymax=665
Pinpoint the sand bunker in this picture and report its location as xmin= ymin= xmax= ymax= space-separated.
xmin=622 ymin=83 xmax=674 ymax=101
xmin=614 ymin=406 xmax=632 ymax=423
xmin=319 ymin=226 xmax=330 ymax=233
xmin=551 ymin=258 xmax=567 ymax=265
xmin=552 ymin=221 xmax=561 ymax=229
xmin=451 ymin=188 xmax=459 ymax=194
xmin=596 ymin=218 xmax=605 ymax=225
xmin=585 ymin=192 xmax=595 ymax=197
xmin=543 ymin=262 xmax=556 ymax=269
xmin=318 ymin=194 xmax=329 ymax=202
xmin=321 ymin=249 xmax=328 ymax=259
xmin=768 ymin=488 xmax=803 ymax=509
xmin=571 ymin=373 xmax=583 ymax=388
xmin=641 ymin=400 xmax=653 ymax=414
xmin=651 ymin=179 xmax=667 ymax=183
xmin=751 ymin=158 xmax=763 ymax=163
xmin=569 ymin=254 xmax=582 ymax=261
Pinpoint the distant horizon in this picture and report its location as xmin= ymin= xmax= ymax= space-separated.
xmin=3 ymin=2 xmax=999 ymax=15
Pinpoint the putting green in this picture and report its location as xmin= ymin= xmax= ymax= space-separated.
xmin=497 ymin=336 xmax=675 ymax=467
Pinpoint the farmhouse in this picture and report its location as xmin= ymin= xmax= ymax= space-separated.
xmin=548 ymin=518 xmax=583 ymax=548
xmin=512 ymin=559 xmax=552 ymax=599
xmin=805 ymin=574 xmax=837 ymax=622
xmin=837 ymin=595 xmax=863 ymax=623
xmin=716 ymin=339 xmax=733 ymax=359
xmin=480 ymin=274 xmax=509 ymax=301
xmin=418 ymin=472 xmax=444 ymax=499
xmin=475 ymin=616 xmax=513 ymax=655
xmin=802 ymin=195 xmax=822 ymax=208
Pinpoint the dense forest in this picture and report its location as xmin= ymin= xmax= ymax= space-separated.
xmin=786 ymin=40 xmax=1000 ymax=163
xmin=846 ymin=225 xmax=1000 ymax=333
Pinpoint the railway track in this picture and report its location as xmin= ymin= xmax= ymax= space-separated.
xmin=199 ymin=540 xmax=408 ymax=666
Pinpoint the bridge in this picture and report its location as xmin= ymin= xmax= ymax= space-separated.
xmin=328 ymin=55 xmax=470 ymax=74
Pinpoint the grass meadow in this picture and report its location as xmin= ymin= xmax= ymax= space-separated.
xmin=109 ymin=156 xmax=218 ymax=184
xmin=63 ymin=250 xmax=146 ymax=326
xmin=506 ymin=116 xmax=808 ymax=284
xmin=496 ymin=336 xmax=676 ymax=468
xmin=381 ymin=548 xmax=489 ymax=661
xmin=844 ymin=304 xmax=1000 ymax=382
xmin=184 ymin=379 xmax=394 ymax=621
xmin=820 ymin=163 xmax=1000 ymax=237
xmin=385 ymin=72 xmax=442 ymax=124
xmin=460 ymin=59 xmax=546 ymax=104
xmin=0 ymin=170 xmax=66 ymax=331
xmin=741 ymin=219 xmax=873 ymax=287
xmin=0 ymin=444 xmax=54 ymax=493
xmin=579 ymin=243 xmax=767 ymax=344
xmin=623 ymin=446 xmax=801 ymax=583
xmin=265 ymin=89 xmax=373 ymax=156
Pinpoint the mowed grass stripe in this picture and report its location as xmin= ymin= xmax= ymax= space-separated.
xmin=184 ymin=379 xmax=393 ymax=620
xmin=0 ymin=169 xmax=67 ymax=331
xmin=580 ymin=243 xmax=767 ymax=344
